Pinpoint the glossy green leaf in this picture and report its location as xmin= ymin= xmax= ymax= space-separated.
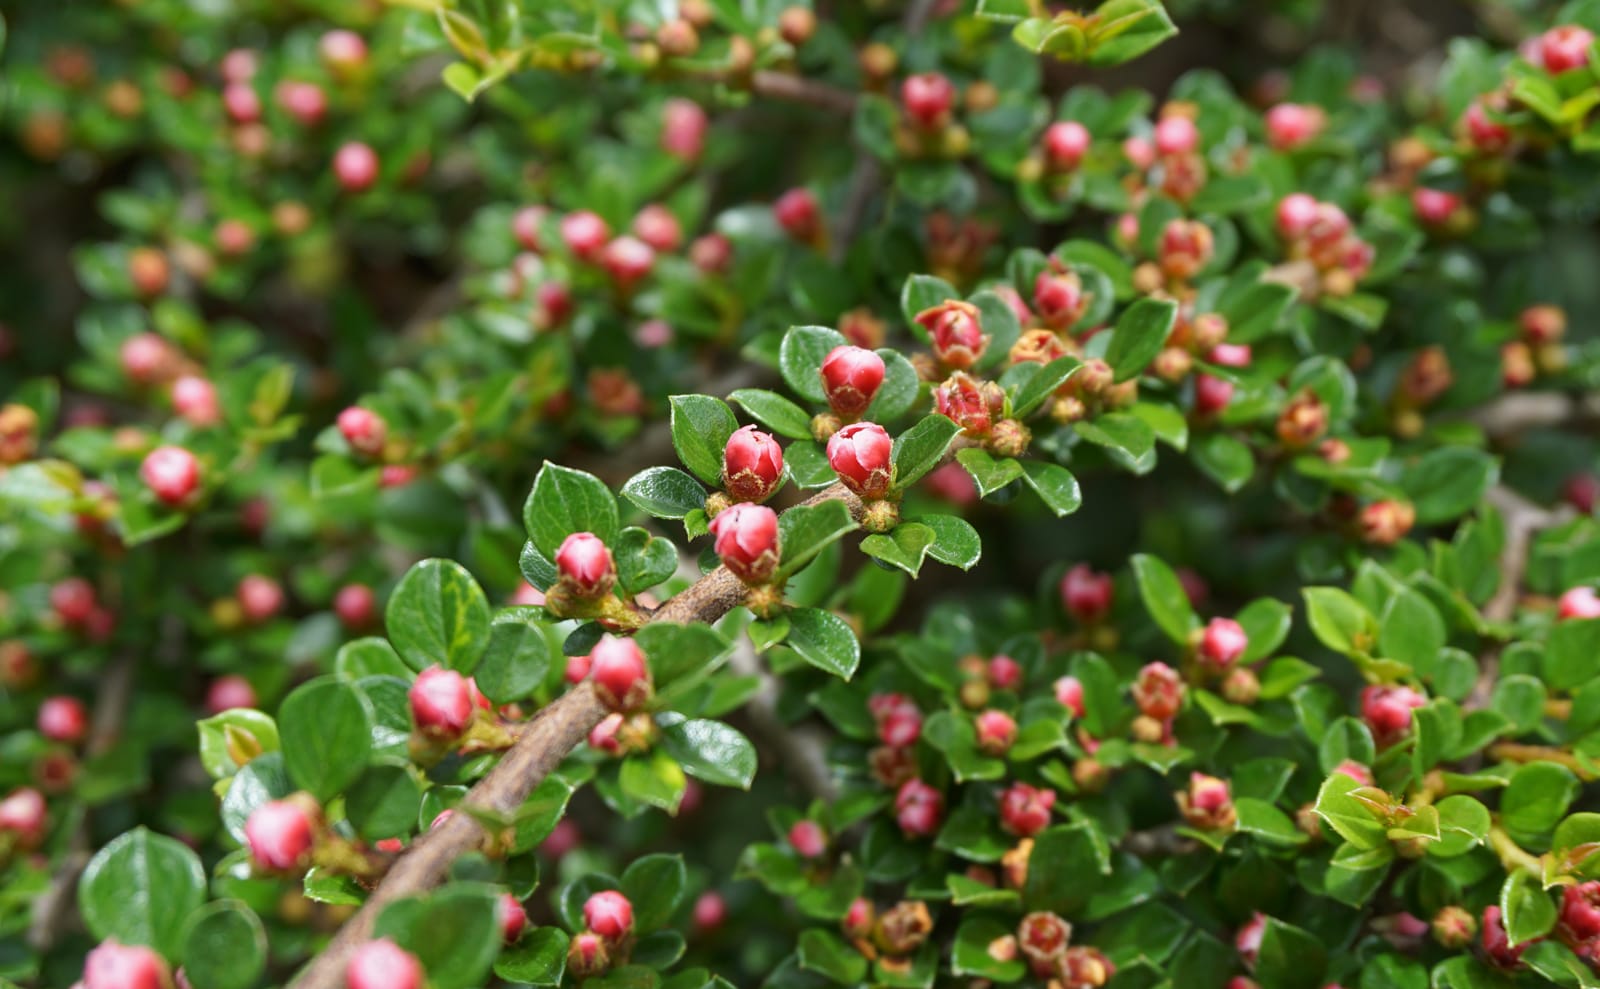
xmin=79 ymin=828 xmax=206 ymax=958
xmin=668 ymin=395 xmax=739 ymax=487
xmin=387 ymin=559 xmax=492 ymax=672
xmin=278 ymin=677 xmax=373 ymax=801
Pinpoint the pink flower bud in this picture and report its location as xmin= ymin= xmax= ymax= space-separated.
xmin=975 ymin=709 xmax=1017 ymax=755
xmin=661 ymin=98 xmax=709 ymax=160
xmin=1180 ymin=772 xmax=1235 ymax=829
xmin=1540 ymin=25 xmax=1595 ymax=73
xmin=1198 ymin=617 xmax=1248 ymax=669
xmin=38 ymin=696 xmax=88 ymax=743
xmin=1159 ymin=219 xmax=1214 ymax=280
xmin=1194 ymin=374 xmax=1234 ymax=416
xmin=220 ymin=49 xmax=258 ymax=84
xmin=1411 ymin=188 xmax=1462 ymax=226
xmin=0 ymin=787 xmax=47 ymax=843
xmin=237 ymin=575 xmax=284 ymax=624
xmin=1481 ymin=905 xmax=1527 ymax=969
xmin=568 ymin=931 xmax=609 ymax=976
xmin=827 ymin=422 xmax=893 ymax=499
xmin=987 ymin=655 xmax=1022 ymax=690
xmin=1333 ymin=760 xmax=1373 ymax=785
xmin=1043 ymin=120 xmax=1091 ymax=170
xmin=334 ymin=584 xmax=377 ymax=630
xmin=205 ymin=675 xmax=257 ymax=715
xmin=1276 ymin=193 xmax=1319 ymax=239
xmin=561 ymin=211 xmax=611 ymax=261
xmin=722 ymin=425 xmax=784 ymax=504
xmin=632 ymin=204 xmax=682 ymax=253
xmin=689 ymin=233 xmax=732 ymax=273
xmin=894 ymin=779 xmax=944 ymax=838
xmin=222 ymin=82 xmax=261 ymax=124
xmin=1264 ymin=102 xmax=1322 ymax=150
xmin=1060 ymin=565 xmax=1113 ymax=623
xmin=709 ymin=503 xmax=780 ymax=585
xmin=1208 ymin=342 xmax=1252 ymax=368
xmin=774 ymin=188 xmax=820 ymax=242
xmin=1132 ymin=662 xmax=1183 ymax=721
xmin=555 ymin=532 xmax=616 ymax=598
xmin=584 ymin=890 xmax=635 ymax=941
xmin=380 ymin=465 xmax=417 ymax=488
xmin=1055 ymin=676 xmax=1085 ymax=718
xmin=1123 ymin=135 xmax=1155 ymax=169
xmin=1153 ymin=115 xmax=1198 ymax=156
xmin=1559 ymin=586 xmax=1600 ymax=620
xmin=84 ymin=940 xmax=172 ymax=989
xmin=1462 ymin=101 xmax=1511 ymax=153
xmin=141 ymin=446 xmax=200 ymax=505
xmin=924 ymin=461 xmax=978 ymax=505
xmin=52 ymin=578 xmax=97 ymax=626
xmin=337 ymin=406 xmax=387 ymax=456
xmin=819 ymin=346 xmax=886 ymax=418
xmin=512 ymin=206 xmax=546 ymax=252
xmin=565 ymin=652 xmax=592 ymax=685
xmin=333 ymin=142 xmax=379 ymax=193
xmin=789 ymin=819 xmax=827 ymax=858
xmin=1563 ymin=882 xmax=1600 ymax=941
xmin=600 ymin=235 xmax=655 ymax=285
xmin=1236 ymin=913 xmax=1267 ymax=968
xmin=589 ymin=635 xmax=652 ymax=712
xmin=692 ymin=891 xmax=726 ymax=933
xmin=901 ymin=72 xmax=954 ymax=129
xmin=588 ymin=712 xmax=624 ymax=754
xmin=916 ymin=300 xmax=987 ymax=369
xmin=934 ymin=373 xmax=993 ymax=438
xmin=410 ymin=666 xmax=475 ymax=738
xmin=499 ymin=893 xmax=528 ymax=943
xmin=275 ymin=81 xmax=327 ymax=127
xmin=171 ymin=376 xmax=220 ymax=427
xmin=319 ymin=30 xmax=369 ymax=75
xmin=537 ymin=281 xmax=572 ymax=327
xmin=244 ymin=798 xmax=316 ymax=871
xmin=1000 ymin=782 xmax=1055 ymax=837
xmin=1361 ymin=684 xmax=1426 ymax=744
xmin=871 ymin=693 xmax=923 ymax=747
xmin=1032 ymin=269 xmax=1087 ymax=329
xmin=346 ymin=939 xmax=421 ymax=989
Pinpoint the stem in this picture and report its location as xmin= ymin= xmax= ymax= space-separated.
xmin=1489 ymin=742 xmax=1597 ymax=781
xmin=1488 ymin=824 xmax=1542 ymax=876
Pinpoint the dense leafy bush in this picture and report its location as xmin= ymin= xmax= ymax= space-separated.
xmin=10 ymin=1 xmax=1600 ymax=987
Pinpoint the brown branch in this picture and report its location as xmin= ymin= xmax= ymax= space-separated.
xmin=750 ymin=71 xmax=859 ymax=115
xmin=294 ymin=481 xmax=864 ymax=988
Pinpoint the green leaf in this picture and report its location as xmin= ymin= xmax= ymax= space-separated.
xmin=1220 ymin=281 xmax=1298 ymax=343
xmin=1085 ymin=0 xmax=1179 ymax=66
xmin=336 ymin=638 xmax=411 ymax=680
xmin=920 ymin=514 xmax=983 ymax=570
xmin=787 ymin=608 xmax=860 ymax=679
xmin=1131 ymin=554 xmax=1198 ymax=644
xmin=1104 ymin=298 xmax=1178 ymax=382
xmin=375 ymin=884 xmax=501 ymax=989
xmin=1076 ymin=413 xmax=1156 ymax=471
xmin=730 ymin=389 xmax=814 ymax=440
xmin=1128 ymin=401 xmax=1188 ymax=451
xmin=798 ymin=929 xmax=868 ymax=985
xmin=619 ymin=749 xmax=688 ymax=814
xmin=1236 ymin=598 xmax=1292 ymax=663
xmin=784 ymin=441 xmax=836 ymax=489
xmin=780 ymin=326 xmax=849 ymax=404
xmin=1011 ymin=355 xmax=1083 ymax=417
xmin=615 ymin=527 xmax=677 ymax=594
xmin=1253 ymin=917 xmax=1328 ymax=989
xmin=621 ymin=854 xmax=688 ymax=931
xmin=475 ymin=608 xmax=553 ymax=704
xmin=278 ymin=677 xmax=373 ymax=801
xmin=1432 ymin=794 xmax=1491 ymax=857
xmin=1402 ymin=448 xmax=1498 ymax=525
xmin=344 ymin=763 xmax=423 ymax=842
xmin=524 ymin=463 xmax=621 ymax=557
xmin=955 ymin=448 xmax=1023 ymax=496
xmin=79 ymin=828 xmax=206 ymax=959
xmin=1020 ymin=460 xmax=1082 ymax=517
xmin=861 ymin=523 xmax=936 ymax=577
xmin=1320 ymin=292 xmax=1388 ymax=330
xmin=777 ymin=499 xmax=859 ymax=579
xmin=1501 ymin=762 xmax=1580 ymax=842
xmin=621 ymin=467 xmax=706 ymax=520
xmin=669 ymin=395 xmax=739 ymax=487
xmin=952 ymin=916 xmax=1026 ymax=981
xmin=1501 ymin=870 xmax=1558 ymax=944
xmin=635 ymin=623 xmax=733 ymax=688
xmin=1024 ymin=823 xmax=1110 ymax=916
xmin=387 ymin=559 xmax=492 ymax=672
xmin=1235 ymin=798 xmax=1308 ymax=846
xmin=1377 ymin=584 xmax=1445 ymax=673
xmin=495 ymin=927 xmax=569 ymax=986
xmin=196 ymin=709 xmax=280 ymax=780
xmin=1190 ymin=432 xmax=1254 ymax=492
xmin=1313 ymin=771 xmax=1388 ymax=850
xmin=892 ymin=414 xmax=963 ymax=492
xmin=181 ymin=901 xmax=267 ymax=989
xmin=1546 ymin=618 xmax=1600 ymax=691
xmin=659 ymin=718 xmax=757 ymax=789
xmin=865 ymin=350 xmax=922 ymax=423
xmin=1303 ymin=586 xmax=1378 ymax=657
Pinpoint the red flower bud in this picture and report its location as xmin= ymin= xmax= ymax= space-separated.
xmin=332 ymin=142 xmax=378 ymax=193
xmin=1236 ymin=913 xmax=1266 ymax=969
xmin=632 ymin=204 xmax=682 ymax=253
xmin=1462 ymin=101 xmax=1511 ymax=154
xmin=561 ymin=210 xmax=611 ymax=261
xmin=590 ymin=635 xmax=652 ymax=712
xmin=988 ymin=655 xmax=1022 ymax=690
xmin=1043 ymin=120 xmax=1091 ymax=170
xmin=84 ymin=940 xmax=173 ymax=989
xmin=901 ymin=72 xmax=954 ymax=129
xmin=788 ymin=820 xmax=827 ymax=858
xmin=38 ymin=696 xmax=87 ymax=744
xmin=774 ymin=188 xmax=820 ymax=242
xmin=827 ymin=422 xmax=893 ymax=499
xmin=410 ymin=666 xmax=476 ymax=739
xmin=337 ymin=407 xmax=387 ymax=456
xmin=1179 ymin=772 xmax=1236 ymax=829
xmin=871 ymin=693 xmax=923 ymax=747
xmin=346 ymin=939 xmax=422 ymax=989
xmin=1063 ymin=946 xmax=1115 ymax=988
xmin=512 ymin=206 xmax=546 ymax=252
xmin=1481 ymin=905 xmax=1528 ymax=969
xmin=916 ymin=300 xmax=987 ymax=369
xmin=1358 ymin=499 xmax=1415 ymax=546
xmin=171 ymin=376 xmax=220 ymax=427
xmin=222 ymin=82 xmax=261 ymax=124
xmin=975 ymin=710 xmax=1018 ymax=755
xmin=1558 ymin=586 xmax=1600 ymax=620
xmin=1264 ymin=102 xmax=1323 ymax=150
xmin=244 ymin=797 xmax=316 ymax=871
xmin=1033 ymin=268 xmax=1087 ymax=329
xmin=1432 ymin=905 xmax=1477 ymax=949
xmin=237 ymin=575 xmax=283 ymax=624
xmin=499 ymin=894 xmax=528 ymax=943
xmin=1197 ymin=617 xmax=1248 ymax=669
xmin=380 ymin=465 xmax=417 ymax=488
xmin=584 ymin=890 xmax=635 ymax=941
xmin=0 ymin=787 xmax=47 ymax=844
xmin=1019 ymin=911 xmax=1072 ymax=975
xmin=334 ymin=584 xmax=376 ymax=630
xmin=275 ymin=81 xmax=327 ymax=127
xmin=1521 ymin=304 xmax=1567 ymax=345
xmin=999 ymin=782 xmax=1056 ymax=837
xmin=1540 ymin=25 xmax=1595 ymax=73
xmin=600 ymin=235 xmax=655 ymax=285
xmin=1132 ymin=662 xmax=1183 ymax=721
xmin=1276 ymin=193 xmax=1319 ymax=239
xmin=567 ymin=931 xmax=609 ymax=976
xmin=722 ymin=425 xmax=785 ymax=503
xmin=894 ymin=779 xmax=944 ymax=838
xmin=693 ymin=891 xmax=726 ymax=933
xmin=52 ymin=578 xmax=98 ymax=626
xmin=588 ymin=711 xmax=624 ymax=754
xmin=819 ymin=346 xmax=886 ymax=417
xmin=661 ymin=98 xmax=708 ymax=160
xmin=1360 ymin=684 xmax=1426 ymax=744
xmin=1153 ymin=115 xmax=1198 ymax=156
xmin=1208 ymin=342 xmax=1252 ymax=368
xmin=1333 ymin=760 xmax=1373 ymax=785
xmin=205 ymin=675 xmax=257 ymax=715
xmin=1411 ymin=188 xmax=1462 ymax=226
xmin=709 ymin=503 xmax=780 ymax=585
xmin=1123 ymin=135 xmax=1156 ymax=169
xmin=1055 ymin=676 xmax=1085 ymax=718
xmin=555 ymin=532 xmax=617 ymax=598
xmin=689 ymin=233 xmax=732 ymax=273
xmin=319 ymin=29 xmax=369 ymax=74
xmin=1194 ymin=374 xmax=1234 ymax=416
xmin=141 ymin=446 xmax=200 ymax=505
xmin=1060 ymin=564 xmax=1113 ymax=623
xmin=565 ymin=652 xmax=592 ymax=685
xmin=843 ymin=897 xmax=875 ymax=938
xmin=1159 ymin=219 xmax=1214 ymax=280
